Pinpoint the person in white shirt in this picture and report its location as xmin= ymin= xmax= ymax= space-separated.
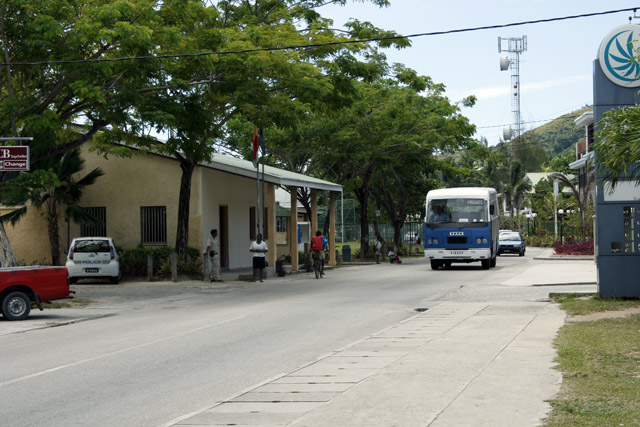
xmin=250 ymin=233 xmax=268 ymax=282
xmin=204 ymin=229 xmax=222 ymax=282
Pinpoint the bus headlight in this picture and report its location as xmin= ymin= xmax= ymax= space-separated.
xmin=433 ymin=239 xmax=438 ymax=245
xmin=476 ymin=238 xmax=482 ymax=244
xmin=427 ymin=238 xmax=432 ymax=245
xmin=482 ymin=238 xmax=488 ymax=244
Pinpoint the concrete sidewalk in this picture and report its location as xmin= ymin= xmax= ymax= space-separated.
xmin=170 ymin=253 xmax=596 ymax=427
xmin=171 ymin=301 xmax=565 ymax=427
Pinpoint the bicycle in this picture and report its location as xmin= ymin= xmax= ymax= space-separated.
xmin=312 ymin=251 xmax=324 ymax=279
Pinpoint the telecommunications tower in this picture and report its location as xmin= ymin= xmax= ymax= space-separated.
xmin=498 ymin=35 xmax=527 ymax=141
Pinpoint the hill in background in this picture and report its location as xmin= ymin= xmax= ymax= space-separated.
xmin=521 ymin=106 xmax=591 ymax=156
xmin=495 ymin=106 xmax=591 ymax=173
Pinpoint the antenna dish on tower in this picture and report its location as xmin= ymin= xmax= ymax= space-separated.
xmin=499 ymin=55 xmax=510 ymax=71
xmin=503 ymin=126 xmax=513 ymax=141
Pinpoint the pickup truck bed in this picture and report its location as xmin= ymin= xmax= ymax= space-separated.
xmin=0 ymin=266 xmax=73 ymax=320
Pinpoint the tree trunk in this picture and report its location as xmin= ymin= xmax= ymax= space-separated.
xmin=356 ymin=190 xmax=369 ymax=261
xmin=393 ymin=220 xmax=403 ymax=249
xmin=45 ymin=202 xmax=61 ymax=265
xmin=0 ymin=221 xmax=17 ymax=267
xmin=322 ymin=206 xmax=330 ymax=237
xmin=373 ymin=206 xmax=381 ymax=240
xmin=355 ymin=166 xmax=374 ymax=261
xmin=176 ymin=159 xmax=195 ymax=262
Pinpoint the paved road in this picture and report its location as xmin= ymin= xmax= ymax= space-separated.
xmin=0 ymin=248 xmax=596 ymax=427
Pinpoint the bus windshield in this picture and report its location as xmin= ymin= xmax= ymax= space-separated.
xmin=427 ymin=198 xmax=488 ymax=228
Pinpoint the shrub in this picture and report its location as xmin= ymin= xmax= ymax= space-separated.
xmin=554 ymin=239 xmax=594 ymax=255
xmin=157 ymin=255 xmax=203 ymax=278
xmin=526 ymin=234 xmax=556 ymax=248
xmin=121 ymin=246 xmax=201 ymax=277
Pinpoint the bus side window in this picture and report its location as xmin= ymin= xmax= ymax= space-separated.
xmin=490 ymin=204 xmax=495 ymax=215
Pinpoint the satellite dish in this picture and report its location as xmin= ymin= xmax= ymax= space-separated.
xmin=503 ymin=126 xmax=513 ymax=141
xmin=499 ymin=55 xmax=510 ymax=71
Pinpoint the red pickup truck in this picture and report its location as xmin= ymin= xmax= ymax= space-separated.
xmin=0 ymin=266 xmax=73 ymax=321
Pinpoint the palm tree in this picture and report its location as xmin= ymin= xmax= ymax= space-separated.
xmin=548 ymin=170 xmax=594 ymax=242
xmin=502 ymin=161 xmax=532 ymax=217
xmin=1 ymin=149 xmax=104 ymax=265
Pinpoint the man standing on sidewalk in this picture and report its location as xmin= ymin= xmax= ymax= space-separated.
xmin=205 ymin=229 xmax=222 ymax=282
xmin=250 ymin=233 xmax=268 ymax=282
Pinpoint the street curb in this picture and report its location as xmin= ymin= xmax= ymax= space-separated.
xmin=532 ymin=282 xmax=597 ymax=287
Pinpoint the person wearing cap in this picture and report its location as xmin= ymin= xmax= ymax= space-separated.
xmin=204 ymin=229 xmax=222 ymax=282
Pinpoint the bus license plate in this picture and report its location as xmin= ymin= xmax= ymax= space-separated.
xmin=85 ymin=268 xmax=99 ymax=273
xmin=450 ymin=251 xmax=464 ymax=255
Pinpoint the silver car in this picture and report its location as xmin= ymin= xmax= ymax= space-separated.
xmin=65 ymin=237 xmax=122 ymax=284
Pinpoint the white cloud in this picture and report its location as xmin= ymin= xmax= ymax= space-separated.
xmin=450 ymin=74 xmax=591 ymax=102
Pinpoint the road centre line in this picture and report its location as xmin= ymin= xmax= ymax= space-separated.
xmin=0 ymin=315 xmax=247 ymax=388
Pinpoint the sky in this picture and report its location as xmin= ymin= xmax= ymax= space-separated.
xmin=319 ymin=0 xmax=640 ymax=146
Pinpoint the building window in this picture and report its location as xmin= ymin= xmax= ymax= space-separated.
xmin=277 ymin=217 xmax=287 ymax=232
xmin=141 ymin=206 xmax=167 ymax=244
xmin=81 ymin=207 xmax=106 ymax=237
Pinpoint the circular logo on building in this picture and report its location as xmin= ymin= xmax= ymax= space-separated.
xmin=599 ymin=24 xmax=640 ymax=87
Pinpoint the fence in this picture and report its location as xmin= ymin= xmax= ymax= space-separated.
xmin=335 ymin=221 xmax=424 ymax=244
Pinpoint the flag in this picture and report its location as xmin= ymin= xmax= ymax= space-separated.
xmin=258 ymin=128 xmax=265 ymax=156
xmin=252 ymin=124 xmax=259 ymax=168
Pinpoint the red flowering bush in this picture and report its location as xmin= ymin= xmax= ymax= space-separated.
xmin=553 ymin=239 xmax=594 ymax=255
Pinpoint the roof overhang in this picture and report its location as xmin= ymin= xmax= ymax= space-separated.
xmin=205 ymin=154 xmax=342 ymax=192
xmin=574 ymin=111 xmax=594 ymax=127
xmin=569 ymin=151 xmax=594 ymax=170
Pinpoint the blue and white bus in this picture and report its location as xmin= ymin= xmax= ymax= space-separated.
xmin=424 ymin=187 xmax=499 ymax=270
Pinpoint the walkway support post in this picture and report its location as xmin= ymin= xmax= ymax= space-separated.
xmin=310 ymin=189 xmax=318 ymax=234
xmin=267 ymin=183 xmax=276 ymax=269
xmin=328 ymin=191 xmax=337 ymax=267
xmin=289 ymin=186 xmax=299 ymax=271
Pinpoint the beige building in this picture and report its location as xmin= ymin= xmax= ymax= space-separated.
xmin=2 ymin=144 xmax=342 ymax=272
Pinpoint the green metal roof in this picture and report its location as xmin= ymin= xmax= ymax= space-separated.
xmin=205 ymin=154 xmax=342 ymax=192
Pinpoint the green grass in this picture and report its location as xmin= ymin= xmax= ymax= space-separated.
xmin=544 ymin=294 xmax=640 ymax=426
xmin=550 ymin=293 xmax=640 ymax=316
xmin=334 ymin=240 xmax=361 ymax=254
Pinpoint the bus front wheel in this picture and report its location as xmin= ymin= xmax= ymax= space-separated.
xmin=430 ymin=260 xmax=441 ymax=270
xmin=481 ymin=259 xmax=491 ymax=270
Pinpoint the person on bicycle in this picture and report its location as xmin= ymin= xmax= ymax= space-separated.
xmin=311 ymin=230 xmax=325 ymax=275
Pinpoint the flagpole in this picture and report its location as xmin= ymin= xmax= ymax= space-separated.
xmin=253 ymin=124 xmax=260 ymax=238
xmin=260 ymin=129 xmax=265 ymax=236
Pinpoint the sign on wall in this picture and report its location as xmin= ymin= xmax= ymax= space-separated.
xmin=599 ymin=24 xmax=640 ymax=88
xmin=0 ymin=146 xmax=29 ymax=171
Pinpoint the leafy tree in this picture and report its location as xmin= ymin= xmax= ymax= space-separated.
xmin=511 ymin=134 xmax=547 ymax=173
xmin=368 ymin=84 xmax=475 ymax=248
xmin=121 ymin=0 xmax=408 ymax=261
xmin=546 ymin=149 xmax=575 ymax=175
xmin=594 ymin=105 xmax=640 ymax=187
xmin=304 ymin=74 xmax=475 ymax=258
xmin=1 ymin=150 xmax=104 ymax=265
xmin=0 ymin=0 xmax=161 ymax=265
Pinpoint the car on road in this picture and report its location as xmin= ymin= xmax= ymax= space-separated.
xmin=66 ymin=237 xmax=122 ymax=284
xmin=0 ymin=266 xmax=72 ymax=320
xmin=498 ymin=231 xmax=526 ymax=256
